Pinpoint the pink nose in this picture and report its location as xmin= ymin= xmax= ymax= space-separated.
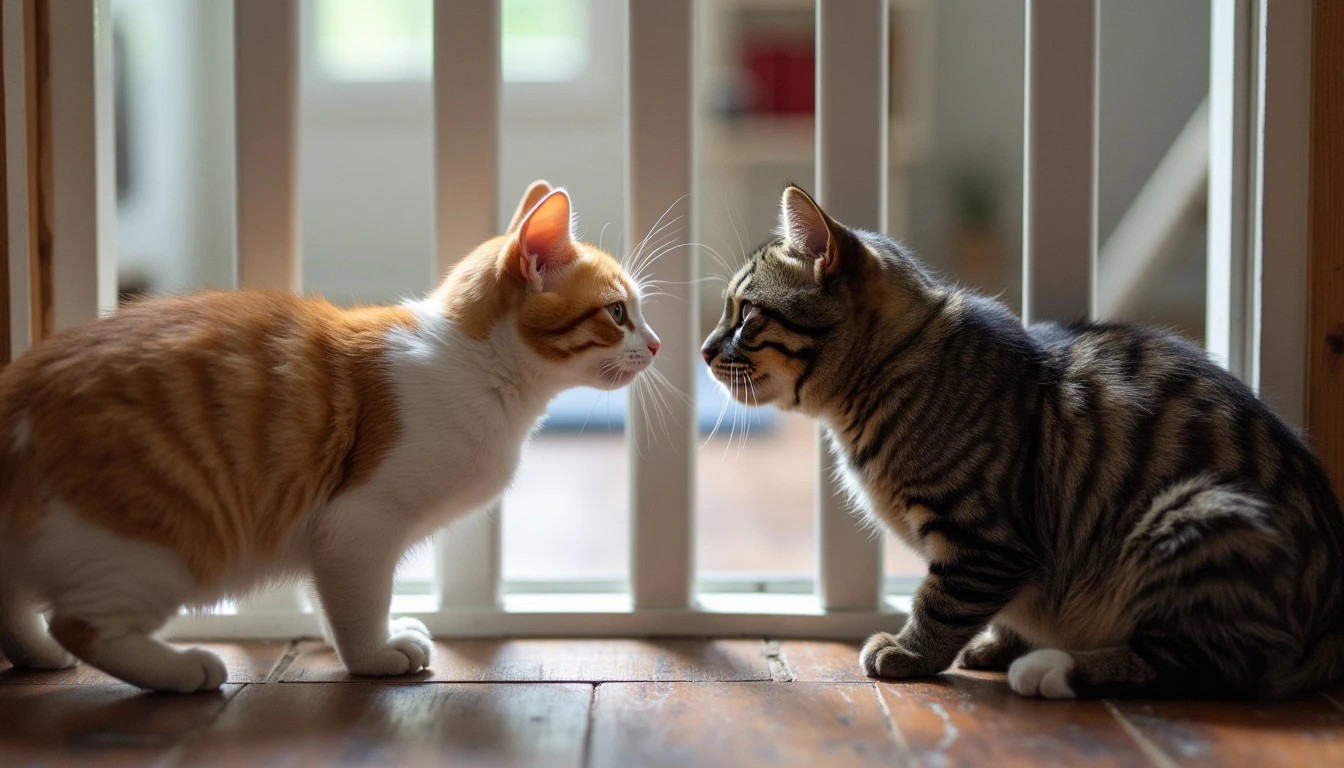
xmin=647 ymin=339 xmax=661 ymax=357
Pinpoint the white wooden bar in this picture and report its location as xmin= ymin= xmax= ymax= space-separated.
xmin=234 ymin=0 xmax=298 ymax=292
xmin=1250 ymin=0 xmax=1311 ymax=428
xmin=3 ymin=0 xmax=31 ymax=356
xmin=432 ymin=0 xmax=502 ymax=609
xmin=815 ymin=0 xmax=887 ymax=612
xmin=166 ymin=598 xmax=909 ymax=641
xmin=230 ymin=0 xmax=303 ymax=615
xmin=1022 ymin=0 xmax=1098 ymax=325
xmin=628 ymin=0 xmax=696 ymax=610
xmin=48 ymin=0 xmax=116 ymax=329
xmin=1207 ymin=0 xmax=1254 ymax=379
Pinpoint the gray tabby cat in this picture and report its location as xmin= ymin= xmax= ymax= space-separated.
xmin=701 ymin=185 xmax=1344 ymax=699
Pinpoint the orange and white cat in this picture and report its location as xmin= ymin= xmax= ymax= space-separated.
xmin=0 ymin=182 xmax=659 ymax=692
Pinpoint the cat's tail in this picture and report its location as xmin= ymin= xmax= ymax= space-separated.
xmin=0 ymin=581 xmax=75 ymax=670
xmin=1267 ymin=629 xmax=1344 ymax=698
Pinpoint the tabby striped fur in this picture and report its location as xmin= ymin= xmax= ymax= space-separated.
xmin=701 ymin=185 xmax=1344 ymax=699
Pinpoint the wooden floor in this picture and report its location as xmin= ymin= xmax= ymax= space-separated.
xmin=3 ymin=639 xmax=1344 ymax=767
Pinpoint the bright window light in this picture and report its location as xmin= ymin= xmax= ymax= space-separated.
xmin=313 ymin=0 xmax=588 ymax=83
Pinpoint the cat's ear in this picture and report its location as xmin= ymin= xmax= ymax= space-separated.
xmin=780 ymin=185 xmax=843 ymax=278
xmin=509 ymin=188 xmax=578 ymax=292
xmin=506 ymin=180 xmax=553 ymax=235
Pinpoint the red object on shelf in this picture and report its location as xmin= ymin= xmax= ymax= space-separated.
xmin=742 ymin=35 xmax=814 ymax=116
xmin=744 ymin=40 xmax=782 ymax=114
xmin=780 ymin=47 xmax=814 ymax=115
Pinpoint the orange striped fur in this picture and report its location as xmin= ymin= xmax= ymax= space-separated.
xmin=0 ymin=183 xmax=645 ymax=583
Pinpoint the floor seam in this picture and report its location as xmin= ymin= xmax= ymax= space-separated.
xmin=1102 ymin=699 xmax=1181 ymax=768
xmin=872 ymin=682 xmax=919 ymax=768
xmin=262 ymin=639 xmax=303 ymax=683
xmin=147 ymin=682 xmax=250 ymax=768
xmin=763 ymin=638 xmax=795 ymax=682
xmin=580 ymin=683 xmax=599 ymax=768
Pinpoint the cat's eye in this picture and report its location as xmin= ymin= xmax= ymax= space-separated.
xmin=607 ymin=302 xmax=626 ymax=325
xmin=739 ymin=300 xmax=755 ymax=323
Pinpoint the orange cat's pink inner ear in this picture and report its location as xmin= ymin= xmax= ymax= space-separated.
xmin=506 ymin=179 xmax=553 ymax=235
xmin=512 ymin=189 xmax=578 ymax=291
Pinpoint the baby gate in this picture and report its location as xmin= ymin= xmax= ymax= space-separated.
xmin=0 ymin=0 xmax=1338 ymax=638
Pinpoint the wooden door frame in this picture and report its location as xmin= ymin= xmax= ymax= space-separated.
xmin=1309 ymin=0 xmax=1344 ymax=497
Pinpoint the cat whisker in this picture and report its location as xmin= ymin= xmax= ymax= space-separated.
xmin=598 ymin=221 xmax=612 ymax=254
xmin=704 ymin=376 xmax=732 ymax=447
xmin=626 ymin=194 xmax=689 ymax=271
xmin=631 ymin=238 xmax=691 ymax=284
xmin=725 ymin=199 xmax=750 ymax=267
xmin=627 ymin=210 xmax=686 ymax=277
xmin=644 ymin=366 xmax=689 ymax=404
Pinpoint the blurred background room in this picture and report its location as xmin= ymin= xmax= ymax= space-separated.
xmin=110 ymin=0 xmax=1212 ymax=597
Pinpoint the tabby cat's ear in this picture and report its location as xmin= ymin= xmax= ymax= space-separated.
xmin=509 ymin=188 xmax=578 ymax=292
xmin=506 ymin=180 xmax=554 ymax=235
xmin=780 ymin=185 xmax=843 ymax=279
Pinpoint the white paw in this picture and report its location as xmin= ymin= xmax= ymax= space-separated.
xmin=344 ymin=620 xmax=435 ymax=677
xmin=163 ymin=648 xmax=228 ymax=693
xmin=389 ymin=616 xmax=432 ymax=641
xmin=1008 ymin=649 xmax=1076 ymax=699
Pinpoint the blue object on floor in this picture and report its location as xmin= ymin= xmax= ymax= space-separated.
xmin=539 ymin=364 xmax=779 ymax=434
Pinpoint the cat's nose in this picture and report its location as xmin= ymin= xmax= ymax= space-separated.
xmin=701 ymin=342 xmax=715 ymax=364
xmin=647 ymin=339 xmax=661 ymax=357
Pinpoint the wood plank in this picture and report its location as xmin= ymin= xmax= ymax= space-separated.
xmin=0 ymin=683 xmax=241 ymax=766
xmin=282 ymin=638 xmax=773 ymax=683
xmin=778 ymin=640 xmax=867 ymax=683
xmin=0 ymin=641 xmax=290 ymax=684
xmin=877 ymin=676 xmax=1158 ymax=768
xmin=1109 ymin=696 xmax=1344 ymax=767
xmin=178 ymin=682 xmax=591 ymax=768
xmin=590 ymin=682 xmax=904 ymax=768
xmin=1308 ymin=0 xmax=1344 ymax=498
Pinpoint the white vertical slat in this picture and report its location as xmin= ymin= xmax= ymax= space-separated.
xmin=3 ymin=0 xmax=31 ymax=356
xmin=232 ymin=0 xmax=302 ymax=615
xmin=1022 ymin=0 xmax=1098 ymax=325
xmin=234 ymin=0 xmax=298 ymax=292
xmin=432 ymin=0 xmax=502 ymax=610
xmin=48 ymin=0 xmax=116 ymax=329
xmin=815 ymin=0 xmax=887 ymax=612
xmin=1207 ymin=0 xmax=1254 ymax=379
xmin=629 ymin=0 xmax=696 ymax=609
xmin=1250 ymin=0 xmax=1311 ymax=428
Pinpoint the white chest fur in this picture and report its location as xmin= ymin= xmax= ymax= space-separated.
xmin=339 ymin=311 xmax=554 ymax=540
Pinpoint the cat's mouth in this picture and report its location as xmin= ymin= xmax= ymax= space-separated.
xmin=710 ymin=364 xmax=773 ymax=402
xmin=597 ymin=357 xmax=652 ymax=389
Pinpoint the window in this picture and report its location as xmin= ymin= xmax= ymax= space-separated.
xmin=312 ymin=0 xmax=589 ymax=84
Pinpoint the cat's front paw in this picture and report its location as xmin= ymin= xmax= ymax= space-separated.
xmin=859 ymin=632 xmax=944 ymax=679
xmin=343 ymin=620 xmax=435 ymax=677
xmin=162 ymin=648 xmax=228 ymax=693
